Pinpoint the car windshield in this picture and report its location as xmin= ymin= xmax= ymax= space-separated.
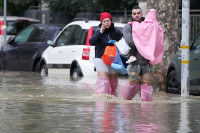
xmin=6 ymin=20 xmax=39 ymax=35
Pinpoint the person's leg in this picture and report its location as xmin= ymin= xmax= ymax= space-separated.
xmin=94 ymin=58 xmax=112 ymax=95
xmin=119 ymin=78 xmax=140 ymax=100
xmin=108 ymin=73 xmax=118 ymax=97
xmin=141 ymin=65 xmax=153 ymax=101
xmin=119 ymin=65 xmax=141 ymax=100
xmin=95 ymin=71 xmax=112 ymax=94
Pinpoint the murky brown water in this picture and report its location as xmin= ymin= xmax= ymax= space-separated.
xmin=0 ymin=71 xmax=200 ymax=133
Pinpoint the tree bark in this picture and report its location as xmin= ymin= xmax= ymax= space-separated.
xmin=138 ymin=0 xmax=180 ymax=91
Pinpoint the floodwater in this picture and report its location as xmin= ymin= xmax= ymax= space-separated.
xmin=0 ymin=71 xmax=200 ymax=133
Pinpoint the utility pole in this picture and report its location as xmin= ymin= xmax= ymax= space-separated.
xmin=3 ymin=0 xmax=7 ymax=46
xmin=181 ymin=0 xmax=190 ymax=97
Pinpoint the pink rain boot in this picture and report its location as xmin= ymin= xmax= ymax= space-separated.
xmin=141 ymin=84 xmax=153 ymax=101
xmin=119 ymin=82 xmax=139 ymax=100
xmin=95 ymin=76 xmax=112 ymax=95
xmin=109 ymin=78 xmax=118 ymax=97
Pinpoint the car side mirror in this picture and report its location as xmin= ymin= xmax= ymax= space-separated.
xmin=7 ymin=36 xmax=15 ymax=44
xmin=47 ymin=40 xmax=54 ymax=46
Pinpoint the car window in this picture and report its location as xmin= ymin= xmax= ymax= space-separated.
xmin=6 ymin=21 xmax=37 ymax=35
xmin=68 ymin=25 xmax=83 ymax=44
xmin=80 ymin=29 xmax=87 ymax=44
xmin=192 ymin=34 xmax=200 ymax=49
xmin=14 ymin=26 xmax=34 ymax=43
xmin=55 ymin=25 xmax=73 ymax=46
xmin=50 ymin=29 xmax=62 ymax=41
xmin=28 ymin=27 xmax=45 ymax=42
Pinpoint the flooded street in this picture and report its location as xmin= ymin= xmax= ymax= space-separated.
xmin=0 ymin=71 xmax=200 ymax=133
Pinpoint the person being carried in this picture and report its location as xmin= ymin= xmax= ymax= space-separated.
xmin=89 ymin=12 xmax=122 ymax=97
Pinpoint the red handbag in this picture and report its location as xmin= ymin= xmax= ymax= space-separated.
xmin=101 ymin=46 xmax=117 ymax=65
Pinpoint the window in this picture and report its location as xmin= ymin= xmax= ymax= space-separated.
xmin=14 ymin=26 xmax=34 ymax=43
xmin=68 ymin=25 xmax=83 ymax=44
xmin=192 ymin=34 xmax=200 ymax=49
xmin=55 ymin=26 xmax=73 ymax=46
xmin=48 ymin=29 xmax=61 ymax=41
xmin=6 ymin=21 xmax=37 ymax=35
xmin=28 ymin=27 xmax=45 ymax=42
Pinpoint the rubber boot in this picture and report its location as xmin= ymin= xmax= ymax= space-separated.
xmin=94 ymin=76 xmax=112 ymax=95
xmin=141 ymin=84 xmax=153 ymax=101
xmin=109 ymin=78 xmax=118 ymax=97
xmin=119 ymin=82 xmax=139 ymax=100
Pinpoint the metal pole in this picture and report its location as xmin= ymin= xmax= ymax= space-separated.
xmin=3 ymin=0 xmax=7 ymax=46
xmin=181 ymin=0 xmax=190 ymax=97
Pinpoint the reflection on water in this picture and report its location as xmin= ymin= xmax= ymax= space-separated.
xmin=178 ymin=102 xmax=192 ymax=133
xmin=0 ymin=71 xmax=200 ymax=132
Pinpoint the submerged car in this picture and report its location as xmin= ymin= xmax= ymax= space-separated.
xmin=0 ymin=23 xmax=61 ymax=72
xmin=166 ymin=32 xmax=200 ymax=95
xmin=0 ymin=16 xmax=40 ymax=47
xmin=40 ymin=20 xmax=125 ymax=78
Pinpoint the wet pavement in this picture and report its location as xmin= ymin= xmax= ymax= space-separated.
xmin=0 ymin=71 xmax=200 ymax=133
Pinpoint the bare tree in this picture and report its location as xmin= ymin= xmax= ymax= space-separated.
xmin=138 ymin=0 xmax=180 ymax=91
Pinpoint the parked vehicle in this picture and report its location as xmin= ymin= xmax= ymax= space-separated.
xmin=166 ymin=32 xmax=200 ymax=95
xmin=40 ymin=20 xmax=125 ymax=78
xmin=0 ymin=16 xmax=40 ymax=47
xmin=0 ymin=24 xmax=61 ymax=72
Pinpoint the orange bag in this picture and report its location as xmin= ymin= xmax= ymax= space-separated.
xmin=102 ymin=46 xmax=117 ymax=65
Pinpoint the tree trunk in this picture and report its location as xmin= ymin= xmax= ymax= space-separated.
xmin=138 ymin=0 xmax=180 ymax=91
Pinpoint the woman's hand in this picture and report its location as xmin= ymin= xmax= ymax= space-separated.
xmin=100 ymin=25 xmax=105 ymax=34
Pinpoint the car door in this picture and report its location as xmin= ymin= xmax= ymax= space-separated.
xmin=63 ymin=25 xmax=86 ymax=63
xmin=12 ymin=26 xmax=39 ymax=71
xmin=45 ymin=25 xmax=74 ymax=68
xmin=19 ymin=26 xmax=47 ymax=70
xmin=190 ymin=33 xmax=200 ymax=91
xmin=46 ymin=25 xmax=86 ymax=68
xmin=3 ymin=26 xmax=35 ymax=70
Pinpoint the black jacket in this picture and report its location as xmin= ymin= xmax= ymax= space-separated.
xmin=89 ymin=23 xmax=122 ymax=58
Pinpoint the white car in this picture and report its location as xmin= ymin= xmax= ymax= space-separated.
xmin=40 ymin=19 xmax=125 ymax=78
xmin=0 ymin=16 xmax=40 ymax=47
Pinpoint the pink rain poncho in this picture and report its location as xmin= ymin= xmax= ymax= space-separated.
xmin=132 ymin=9 xmax=164 ymax=65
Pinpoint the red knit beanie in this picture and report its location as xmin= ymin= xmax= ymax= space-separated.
xmin=100 ymin=12 xmax=112 ymax=22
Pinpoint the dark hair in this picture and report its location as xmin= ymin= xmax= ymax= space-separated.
xmin=132 ymin=5 xmax=142 ymax=10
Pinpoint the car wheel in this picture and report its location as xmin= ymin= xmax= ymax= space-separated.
xmin=34 ymin=61 xmax=40 ymax=72
xmin=166 ymin=70 xmax=181 ymax=94
xmin=40 ymin=64 xmax=48 ymax=76
xmin=71 ymin=68 xmax=81 ymax=80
